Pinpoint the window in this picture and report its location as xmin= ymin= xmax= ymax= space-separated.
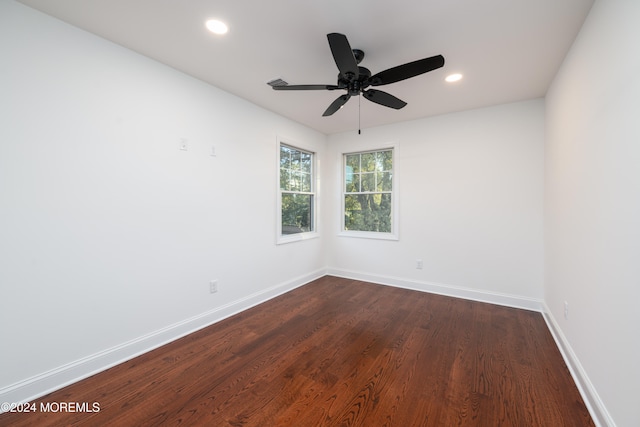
xmin=278 ymin=142 xmax=317 ymax=243
xmin=342 ymin=147 xmax=398 ymax=239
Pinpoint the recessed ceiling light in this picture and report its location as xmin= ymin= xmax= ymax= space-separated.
xmin=445 ymin=73 xmax=463 ymax=83
xmin=206 ymin=19 xmax=228 ymax=35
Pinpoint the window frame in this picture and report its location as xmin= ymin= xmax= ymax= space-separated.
xmin=276 ymin=137 xmax=319 ymax=245
xmin=339 ymin=142 xmax=399 ymax=240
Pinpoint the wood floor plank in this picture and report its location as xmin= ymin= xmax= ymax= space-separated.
xmin=0 ymin=276 xmax=594 ymax=426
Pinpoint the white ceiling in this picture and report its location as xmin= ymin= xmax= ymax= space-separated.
xmin=18 ymin=0 xmax=594 ymax=135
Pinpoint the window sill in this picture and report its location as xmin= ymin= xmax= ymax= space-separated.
xmin=338 ymin=230 xmax=399 ymax=241
xmin=276 ymin=231 xmax=320 ymax=245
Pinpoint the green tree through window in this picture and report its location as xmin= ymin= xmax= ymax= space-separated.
xmin=280 ymin=144 xmax=314 ymax=235
xmin=344 ymin=149 xmax=393 ymax=233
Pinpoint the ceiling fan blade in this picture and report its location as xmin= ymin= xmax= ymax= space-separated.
xmin=323 ymin=94 xmax=351 ymax=116
xmin=272 ymin=84 xmax=340 ymax=91
xmin=327 ymin=33 xmax=359 ymax=79
xmin=363 ymin=89 xmax=407 ymax=109
xmin=369 ymin=55 xmax=445 ymax=86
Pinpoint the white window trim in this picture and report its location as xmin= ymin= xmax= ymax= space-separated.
xmin=276 ymin=136 xmax=320 ymax=245
xmin=338 ymin=141 xmax=399 ymax=241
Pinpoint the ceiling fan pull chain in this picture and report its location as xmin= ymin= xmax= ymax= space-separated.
xmin=358 ymin=94 xmax=361 ymax=135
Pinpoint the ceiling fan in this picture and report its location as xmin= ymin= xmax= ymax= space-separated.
xmin=270 ymin=33 xmax=445 ymax=117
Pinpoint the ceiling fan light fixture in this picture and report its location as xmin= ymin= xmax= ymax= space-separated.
xmin=445 ymin=73 xmax=463 ymax=83
xmin=205 ymin=19 xmax=228 ymax=35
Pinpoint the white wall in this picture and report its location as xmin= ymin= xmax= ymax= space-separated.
xmin=326 ymin=100 xmax=545 ymax=305
xmin=545 ymin=1 xmax=640 ymax=426
xmin=0 ymin=1 xmax=326 ymax=397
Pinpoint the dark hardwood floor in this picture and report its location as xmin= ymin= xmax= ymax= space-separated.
xmin=0 ymin=276 xmax=593 ymax=426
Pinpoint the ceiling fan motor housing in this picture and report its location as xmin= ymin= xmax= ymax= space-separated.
xmin=340 ymin=65 xmax=372 ymax=95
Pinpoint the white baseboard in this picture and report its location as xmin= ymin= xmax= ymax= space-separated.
xmin=327 ymin=268 xmax=544 ymax=312
xmin=0 ymin=268 xmax=326 ymax=411
xmin=541 ymin=304 xmax=615 ymax=427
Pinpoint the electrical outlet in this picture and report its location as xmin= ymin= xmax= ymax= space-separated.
xmin=210 ymin=280 xmax=218 ymax=294
xmin=416 ymin=259 xmax=423 ymax=269
xmin=564 ymin=301 xmax=569 ymax=319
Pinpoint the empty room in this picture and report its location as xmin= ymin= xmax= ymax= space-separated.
xmin=1 ymin=0 xmax=638 ymax=426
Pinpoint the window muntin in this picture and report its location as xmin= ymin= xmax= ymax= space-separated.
xmin=279 ymin=144 xmax=315 ymax=237
xmin=343 ymin=149 xmax=393 ymax=234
